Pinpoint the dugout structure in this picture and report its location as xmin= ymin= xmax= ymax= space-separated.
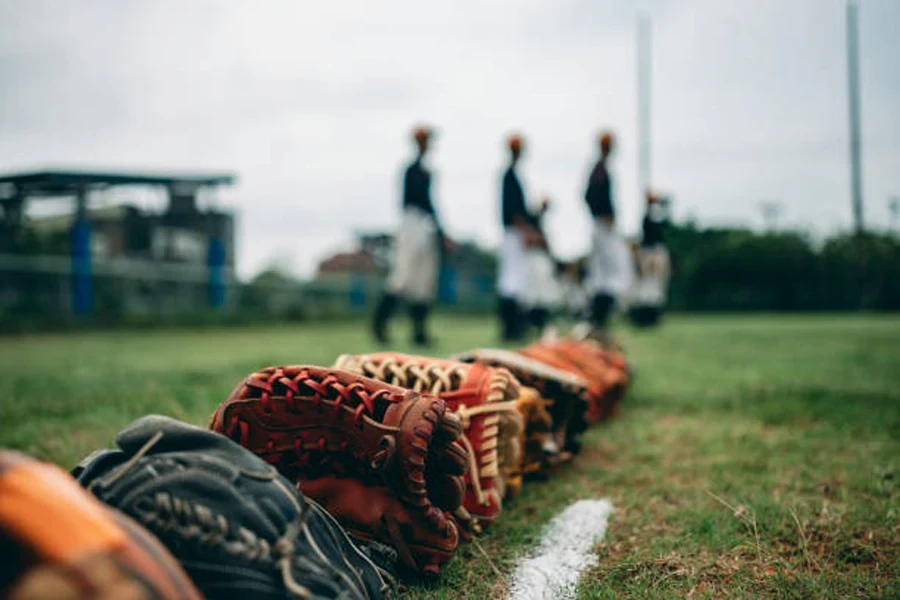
xmin=0 ymin=169 xmax=236 ymax=320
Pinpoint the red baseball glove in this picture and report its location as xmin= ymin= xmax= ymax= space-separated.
xmin=209 ymin=366 xmax=469 ymax=577
xmin=333 ymin=353 xmax=523 ymax=537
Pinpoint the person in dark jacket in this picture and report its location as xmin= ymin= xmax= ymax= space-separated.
xmin=497 ymin=134 xmax=541 ymax=342
xmin=629 ymin=190 xmax=671 ymax=327
xmin=641 ymin=190 xmax=666 ymax=248
xmin=372 ymin=125 xmax=449 ymax=346
xmin=583 ymin=130 xmax=632 ymax=330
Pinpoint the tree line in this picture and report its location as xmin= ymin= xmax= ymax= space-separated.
xmin=663 ymin=223 xmax=900 ymax=311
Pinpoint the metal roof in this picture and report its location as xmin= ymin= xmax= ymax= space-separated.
xmin=0 ymin=169 xmax=236 ymax=198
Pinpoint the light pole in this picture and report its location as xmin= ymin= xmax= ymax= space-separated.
xmin=637 ymin=13 xmax=652 ymax=201
xmin=846 ymin=0 xmax=865 ymax=235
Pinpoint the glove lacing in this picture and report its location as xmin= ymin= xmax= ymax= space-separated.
xmin=225 ymin=367 xmax=459 ymax=543
xmin=342 ymin=357 xmax=520 ymax=508
xmin=141 ymin=493 xmax=318 ymax=598
xmin=88 ymin=429 xmax=339 ymax=600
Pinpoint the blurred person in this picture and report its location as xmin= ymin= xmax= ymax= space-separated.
xmin=583 ymin=130 xmax=632 ymax=330
xmin=520 ymin=196 xmax=561 ymax=335
xmin=628 ymin=190 xmax=671 ymax=327
xmin=557 ymin=258 xmax=591 ymax=323
xmin=372 ymin=125 xmax=450 ymax=347
xmin=498 ymin=134 xmax=542 ymax=342
xmin=641 ymin=190 xmax=667 ymax=248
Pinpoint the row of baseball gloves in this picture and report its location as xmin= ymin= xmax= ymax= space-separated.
xmin=0 ymin=334 xmax=630 ymax=600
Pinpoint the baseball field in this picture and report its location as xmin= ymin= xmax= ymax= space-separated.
xmin=1 ymin=314 xmax=897 ymax=598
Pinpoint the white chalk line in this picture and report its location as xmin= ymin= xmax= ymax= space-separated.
xmin=507 ymin=499 xmax=614 ymax=600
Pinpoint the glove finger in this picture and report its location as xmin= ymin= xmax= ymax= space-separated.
xmin=432 ymin=437 xmax=468 ymax=478
xmin=426 ymin=469 xmax=466 ymax=513
xmin=432 ymin=410 xmax=463 ymax=447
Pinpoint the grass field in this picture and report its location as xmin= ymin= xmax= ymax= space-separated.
xmin=1 ymin=314 xmax=898 ymax=598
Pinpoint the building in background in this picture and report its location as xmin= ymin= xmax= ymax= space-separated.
xmin=0 ymin=169 xmax=236 ymax=321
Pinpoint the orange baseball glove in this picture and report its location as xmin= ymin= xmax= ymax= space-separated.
xmin=520 ymin=339 xmax=629 ymax=423
xmin=0 ymin=450 xmax=201 ymax=600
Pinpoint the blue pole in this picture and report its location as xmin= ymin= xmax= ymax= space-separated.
xmin=71 ymin=217 xmax=92 ymax=316
xmin=349 ymin=273 xmax=367 ymax=309
xmin=207 ymin=236 xmax=226 ymax=308
xmin=439 ymin=265 xmax=457 ymax=305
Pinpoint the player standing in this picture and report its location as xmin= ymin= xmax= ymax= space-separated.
xmin=498 ymin=135 xmax=541 ymax=342
xmin=372 ymin=126 xmax=449 ymax=346
xmin=629 ymin=190 xmax=671 ymax=326
xmin=521 ymin=196 xmax=559 ymax=335
xmin=583 ymin=131 xmax=632 ymax=330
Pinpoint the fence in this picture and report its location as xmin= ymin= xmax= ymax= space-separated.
xmin=0 ymin=254 xmax=497 ymax=330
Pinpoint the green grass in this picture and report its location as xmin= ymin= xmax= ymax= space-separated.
xmin=1 ymin=314 xmax=898 ymax=598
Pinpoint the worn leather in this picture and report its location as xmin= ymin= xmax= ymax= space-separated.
xmin=210 ymin=366 xmax=469 ymax=577
xmin=73 ymin=415 xmax=390 ymax=600
xmin=454 ymin=348 xmax=590 ymax=457
xmin=521 ymin=340 xmax=629 ymax=424
xmin=0 ymin=450 xmax=201 ymax=600
xmin=333 ymin=353 xmax=524 ymax=536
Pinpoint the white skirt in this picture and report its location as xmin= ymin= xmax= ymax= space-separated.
xmin=520 ymin=249 xmax=560 ymax=309
xmin=629 ymin=245 xmax=671 ymax=307
xmin=498 ymin=229 xmax=528 ymax=299
xmin=387 ymin=208 xmax=439 ymax=303
xmin=585 ymin=220 xmax=634 ymax=298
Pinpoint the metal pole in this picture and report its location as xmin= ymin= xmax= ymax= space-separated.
xmin=637 ymin=13 xmax=652 ymax=199
xmin=846 ymin=0 xmax=864 ymax=234
xmin=71 ymin=188 xmax=92 ymax=316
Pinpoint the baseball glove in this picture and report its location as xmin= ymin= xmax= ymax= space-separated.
xmin=454 ymin=348 xmax=590 ymax=456
xmin=509 ymin=386 xmax=555 ymax=494
xmin=73 ymin=415 xmax=392 ymax=600
xmin=0 ymin=449 xmax=201 ymax=600
xmin=332 ymin=352 xmax=523 ymax=536
xmin=209 ymin=366 xmax=469 ymax=577
xmin=520 ymin=339 xmax=629 ymax=423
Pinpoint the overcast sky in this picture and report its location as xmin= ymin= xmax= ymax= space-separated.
xmin=1 ymin=0 xmax=898 ymax=277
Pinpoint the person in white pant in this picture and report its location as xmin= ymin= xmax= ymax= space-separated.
xmin=520 ymin=197 xmax=561 ymax=334
xmin=628 ymin=190 xmax=671 ymax=326
xmin=584 ymin=130 xmax=632 ymax=329
xmin=372 ymin=126 xmax=450 ymax=346
xmin=497 ymin=134 xmax=543 ymax=341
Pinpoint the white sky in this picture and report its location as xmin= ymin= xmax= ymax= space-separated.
xmin=1 ymin=0 xmax=898 ymax=277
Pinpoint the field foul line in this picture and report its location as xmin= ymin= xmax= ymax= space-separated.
xmin=507 ymin=499 xmax=614 ymax=600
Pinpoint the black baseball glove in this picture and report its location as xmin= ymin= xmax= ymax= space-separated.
xmin=72 ymin=414 xmax=393 ymax=600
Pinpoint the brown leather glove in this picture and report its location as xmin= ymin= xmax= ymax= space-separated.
xmin=209 ymin=366 xmax=469 ymax=577
xmin=333 ymin=353 xmax=523 ymax=537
